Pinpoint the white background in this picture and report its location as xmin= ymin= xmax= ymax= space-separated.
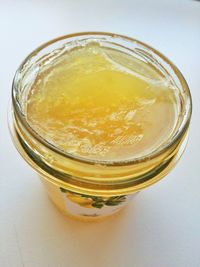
xmin=0 ymin=1 xmax=200 ymax=267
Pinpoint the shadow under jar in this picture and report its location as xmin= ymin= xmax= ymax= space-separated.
xmin=10 ymin=32 xmax=192 ymax=221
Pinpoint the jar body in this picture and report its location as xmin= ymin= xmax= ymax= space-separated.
xmin=9 ymin=111 xmax=188 ymax=220
xmin=10 ymin=32 xmax=192 ymax=221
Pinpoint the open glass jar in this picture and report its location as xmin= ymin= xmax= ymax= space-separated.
xmin=10 ymin=32 xmax=192 ymax=220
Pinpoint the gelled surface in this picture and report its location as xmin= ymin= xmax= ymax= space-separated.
xmin=26 ymin=43 xmax=178 ymax=160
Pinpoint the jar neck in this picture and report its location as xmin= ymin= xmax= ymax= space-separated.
xmin=11 ymin=106 xmax=188 ymax=197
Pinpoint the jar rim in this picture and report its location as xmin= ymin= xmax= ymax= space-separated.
xmin=12 ymin=31 xmax=192 ymax=167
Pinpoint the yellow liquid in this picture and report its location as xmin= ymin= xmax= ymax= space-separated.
xmin=26 ymin=42 xmax=178 ymax=161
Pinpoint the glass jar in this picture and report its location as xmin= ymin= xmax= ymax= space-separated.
xmin=9 ymin=32 xmax=192 ymax=221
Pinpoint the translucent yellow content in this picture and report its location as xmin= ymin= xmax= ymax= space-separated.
xmin=26 ymin=43 xmax=178 ymax=161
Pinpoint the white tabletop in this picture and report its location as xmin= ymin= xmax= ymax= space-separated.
xmin=1 ymin=1 xmax=200 ymax=267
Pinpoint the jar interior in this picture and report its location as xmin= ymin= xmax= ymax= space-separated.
xmin=12 ymin=33 xmax=190 ymax=164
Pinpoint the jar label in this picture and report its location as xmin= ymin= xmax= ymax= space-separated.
xmin=59 ymin=187 xmax=134 ymax=218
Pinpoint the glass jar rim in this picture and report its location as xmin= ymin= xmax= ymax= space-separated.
xmin=12 ymin=31 xmax=192 ymax=167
